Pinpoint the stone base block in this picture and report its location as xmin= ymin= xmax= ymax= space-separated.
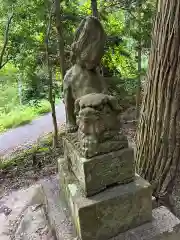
xmin=58 ymin=158 xmax=152 ymax=240
xmin=63 ymin=137 xmax=135 ymax=196
xmin=42 ymin=176 xmax=180 ymax=240
xmin=115 ymin=206 xmax=180 ymax=240
xmin=64 ymin=131 xmax=129 ymax=159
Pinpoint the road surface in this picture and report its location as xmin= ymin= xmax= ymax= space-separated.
xmin=0 ymin=102 xmax=66 ymax=158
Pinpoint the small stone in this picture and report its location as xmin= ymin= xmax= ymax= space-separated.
xmin=4 ymin=207 xmax=12 ymax=216
xmin=31 ymin=204 xmax=43 ymax=212
xmin=0 ymin=205 xmax=12 ymax=216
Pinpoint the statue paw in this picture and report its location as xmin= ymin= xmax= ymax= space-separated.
xmin=66 ymin=124 xmax=78 ymax=133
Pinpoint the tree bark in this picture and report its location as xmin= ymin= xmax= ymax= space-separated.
xmin=136 ymin=39 xmax=142 ymax=119
xmin=0 ymin=13 xmax=13 ymax=69
xmin=45 ymin=7 xmax=58 ymax=147
xmin=91 ymin=0 xmax=99 ymax=18
xmin=54 ymin=0 xmax=65 ymax=91
xmin=136 ymin=0 xmax=180 ymax=197
xmin=135 ymin=1 xmax=142 ymax=119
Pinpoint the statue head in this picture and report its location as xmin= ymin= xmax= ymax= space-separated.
xmin=71 ymin=16 xmax=106 ymax=70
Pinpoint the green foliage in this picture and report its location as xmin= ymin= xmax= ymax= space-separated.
xmin=0 ymin=84 xmax=18 ymax=113
xmin=0 ymin=64 xmax=53 ymax=133
xmin=0 ymin=0 xmax=155 ymax=81
xmin=100 ymin=0 xmax=156 ymax=78
xmin=0 ymin=64 xmax=18 ymax=113
xmin=0 ymin=0 xmax=156 ymax=133
xmin=0 ymin=0 xmax=156 ymax=78
xmin=0 ymin=99 xmax=51 ymax=132
xmin=101 ymin=10 xmax=136 ymax=78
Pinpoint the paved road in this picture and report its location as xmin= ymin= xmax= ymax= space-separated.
xmin=0 ymin=102 xmax=66 ymax=158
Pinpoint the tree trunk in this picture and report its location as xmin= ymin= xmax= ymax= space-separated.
xmin=135 ymin=1 xmax=142 ymax=119
xmin=136 ymin=0 xmax=180 ymax=197
xmin=54 ymin=0 xmax=65 ymax=91
xmin=0 ymin=13 xmax=13 ymax=69
xmin=17 ymin=74 xmax=22 ymax=105
xmin=91 ymin=0 xmax=99 ymax=18
xmin=49 ymin=68 xmax=58 ymax=147
xmin=46 ymin=7 xmax=58 ymax=147
xmin=136 ymin=41 xmax=142 ymax=119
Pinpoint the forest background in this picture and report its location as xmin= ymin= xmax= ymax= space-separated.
xmin=0 ymin=0 xmax=156 ymax=133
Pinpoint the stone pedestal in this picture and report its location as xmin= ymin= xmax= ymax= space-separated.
xmin=64 ymin=137 xmax=135 ymax=196
xmin=42 ymin=176 xmax=180 ymax=240
xmin=59 ymin=133 xmax=153 ymax=240
xmin=59 ymin=158 xmax=152 ymax=240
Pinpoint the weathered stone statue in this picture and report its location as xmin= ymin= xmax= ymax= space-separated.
xmin=75 ymin=93 xmax=127 ymax=158
xmin=63 ymin=16 xmax=127 ymax=158
xmin=60 ymin=16 xmax=152 ymax=240
xmin=63 ymin=16 xmax=108 ymax=132
xmin=43 ymin=15 xmax=180 ymax=240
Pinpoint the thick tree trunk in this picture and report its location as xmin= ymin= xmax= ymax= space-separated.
xmin=135 ymin=1 xmax=142 ymax=119
xmin=54 ymin=0 xmax=65 ymax=90
xmin=136 ymin=41 xmax=142 ymax=119
xmin=91 ymin=0 xmax=99 ymax=19
xmin=136 ymin=0 xmax=180 ymax=197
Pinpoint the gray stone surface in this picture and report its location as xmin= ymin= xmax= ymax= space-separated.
xmin=41 ymin=175 xmax=180 ymax=240
xmin=64 ymin=137 xmax=134 ymax=196
xmin=59 ymin=158 xmax=152 ymax=240
xmin=75 ymin=93 xmax=124 ymax=158
xmin=115 ymin=206 xmax=180 ymax=240
xmin=63 ymin=16 xmax=126 ymax=160
xmin=64 ymin=129 xmax=129 ymax=160
xmin=0 ymin=184 xmax=54 ymax=240
xmin=63 ymin=17 xmax=107 ymax=132
xmin=41 ymin=176 xmax=76 ymax=240
xmin=15 ymin=205 xmax=54 ymax=240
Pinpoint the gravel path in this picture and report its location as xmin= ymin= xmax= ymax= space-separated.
xmin=0 ymin=102 xmax=65 ymax=158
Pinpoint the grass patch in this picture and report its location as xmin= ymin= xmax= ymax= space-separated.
xmin=0 ymin=100 xmax=51 ymax=133
xmin=0 ymin=130 xmax=65 ymax=170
